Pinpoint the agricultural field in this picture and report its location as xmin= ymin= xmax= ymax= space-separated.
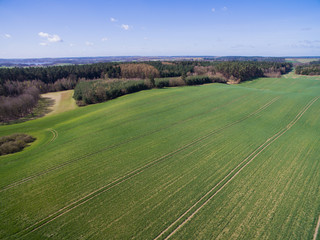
xmin=0 ymin=72 xmax=320 ymax=239
xmin=286 ymin=58 xmax=320 ymax=64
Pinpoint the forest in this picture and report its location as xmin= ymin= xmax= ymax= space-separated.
xmin=73 ymin=61 xmax=292 ymax=105
xmin=0 ymin=82 xmax=40 ymax=122
xmin=295 ymin=61 xmax=320 ymax=75
xmin=0 ymin=61 xmax=292 ymax=121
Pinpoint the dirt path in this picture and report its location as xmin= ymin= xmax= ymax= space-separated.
xmin=314 ymin=215 xmax=320 ymax=240
xmin=41 ymin=90 xmax=77 ymax=116
xmin=154 ymin=97 xmax=319 ymax=240
xmin=14 ymin=98 xmax=279 ymax=238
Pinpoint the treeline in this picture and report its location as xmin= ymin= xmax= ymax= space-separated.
xmin=213 ymin=61 xmax=292 ymax=83
xmin=74 ymin=79 xmax=150 ymax=105
xmin=0 ymin=78 xmax=77 ymax=96
xmin=0 ymin=63 xmax=118 ymax=83
xmin=296 ymin=61 xmax=320 ymax=75
xmin=146 ymin=61 xmax=201 ymax=77
xmin=0 ymin=78 xmax=78 ymax=122
xmin=0 ymin=86 xmax=40 ymax=122
xmin=0 ymin=61 xmax=198 ymax=84
xmin=74 ymin=75 xmax=225 ymax=105
xmin=73 ymin=61 xmax=292 ymax=106
xmin=0 ymin=61 xmax=292 ymax=119
xmin=204 ymin=56 xmax=286 ymax=62
xmin=0 ymin=62 xmax=191 ymax=121
xmin=0 ymin=61 xmax=291 ymax=85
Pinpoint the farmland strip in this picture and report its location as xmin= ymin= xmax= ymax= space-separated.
xmin=154 ymin=97 xmax=318 ymax=240
xmin=14 ymin=97 xmax=279 ymax=238
xmin=314 ymin=215 xmax=320 ymax=240
xmin=0 ymin=94 xmax=247 ymax=192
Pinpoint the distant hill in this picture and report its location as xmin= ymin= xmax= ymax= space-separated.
xmin=0 ymin=56 xmax=292 ymax=67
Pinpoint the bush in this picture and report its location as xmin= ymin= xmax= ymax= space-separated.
xmin=0 ymin=133 xmax=36 ymax=156
xmin=155 ymin=79 xmax=170 ymax=88
xmin=185 ymin=76 xmax=213 ymax=85
xmin=169 ymin=77 xmax=186 ymax=87
xmin=73 ymin=79 xmax=150 ymax=105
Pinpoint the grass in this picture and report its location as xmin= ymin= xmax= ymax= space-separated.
xmin=41 ymin=90 xmax=77 ymax=116
xmin=286 ymin=58 xmax=320 ymax=63
xmin=0 ymin=72 xmax=320 ymax=239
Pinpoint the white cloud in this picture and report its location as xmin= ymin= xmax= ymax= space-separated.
xmin=38 ymin=32 xmax=49 ymax=38
xmin=222 ymin=6 xmax=228 ymax=11
xmin=85 ymin=41 xmax=94 ymax=46
xmin=101 ymin=37 xmax=109 ymax=42
xmin=38 ymin=32 xmax=62 ymax=42
xmin=4 ymin=33 xmax=11 ymax=38
xmin=39 ymin=42 xmax=48 ymax=46
xmin=69 ymin=43 xmax=74 ymax=47
xmin=211 ymin=8 xmax=215 ymax=12
xmin=121 ymin=24 xmax=130 ymax=30
xmin=110 ymin=17 xmax=117 ymax=22
xmin=48 ymin=35 xmax=62 ymax=42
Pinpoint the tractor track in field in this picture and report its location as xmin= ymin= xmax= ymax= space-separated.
xmin=154 ymin=96 xmax=319 ymax=240
xmin=13 ymin=97 xmax=279 ymax=238
xmin=48 ymin=129 xmax=58 ymax=143
xmin=0 ymin=94 xmax=247 ymax=193
xmin=314 ymin=215 xmax=320 ymax=240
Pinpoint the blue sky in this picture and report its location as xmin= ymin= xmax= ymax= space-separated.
xmin=0 ymin=0 xmax=319 ymax=58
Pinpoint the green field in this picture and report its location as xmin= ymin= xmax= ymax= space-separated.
xmin=1 ymin=72 xmax=320 ymax=239
xmin=286 ymin=58 xmax=320 ymax=64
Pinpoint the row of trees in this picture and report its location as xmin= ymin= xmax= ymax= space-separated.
xmin=204 ymin=56 xmax=286 ymax=62
xmin=0 ymin=61 xmax=198 ymax=84
xmin=73 ymin=79 xmax=150 ymax=105
xmin=208 ymin=61 xmax=292 ymax=83
xmin=0 ymin=78 xmax=76 ymax=96
xmin=0 ymin=63 xmax=117 ymax=83
xmin=296 ymin=62 xmax=320 ymax=75
xmin=0 ymin=61 xmax=292 ymax=86
xmin=74 ymin=75 xmax=226 ymax=105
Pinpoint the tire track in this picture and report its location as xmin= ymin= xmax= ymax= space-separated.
xmin=48 ymin=129 xmax=58 ymax=143
xmin=154 ymin=97 xmax=318 ymax=240
xmin=14 ymin=97 xmax=279 ymax=238
xmin=314 ymin=215 xmax=320 ymax=240
xmin=0 ymin=94 xmax=247 ymax=193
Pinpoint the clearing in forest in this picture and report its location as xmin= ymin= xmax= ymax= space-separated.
xmin=41 ymin=90 xmax=77 ymax=116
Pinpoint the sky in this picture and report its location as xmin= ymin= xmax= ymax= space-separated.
xmin=0 ymin=0 xmax=320 ymax=58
